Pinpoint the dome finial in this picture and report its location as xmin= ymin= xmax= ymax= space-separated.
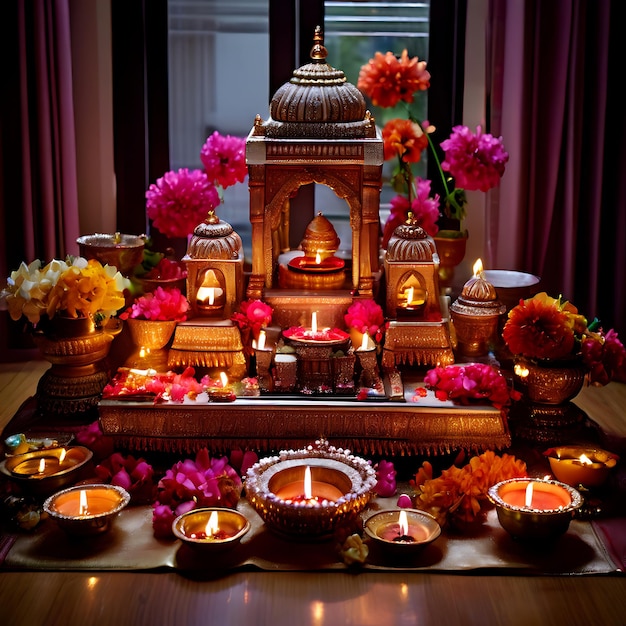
xmin=310 ymin=25 xmax=328 ymax=62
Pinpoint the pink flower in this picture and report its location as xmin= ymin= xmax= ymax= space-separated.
xmin=146 ymin=168 xmax=220 ymax=239
xmin=440 ymin=125 xmax=509 ymax=193
xmin=229 ymin=449 xmax=259 ymax=476
xmin=582 ymin=327 xmax=626 ymax=386
xmin=152 ymin=504 xmax=176 ymax=540
xmin=424 ymin=363 xmax=521 ymax=408
xmin=344 ymin=299 xmax=385 ymax=341
xmin=200 ymin=131 xmax=248 ymax=189
xmin=152 ymin=448 xmax=243 ymax=539
xmin=95 ymin=452 xmax=155 ymax=503
xmin=374 ymin=459 xmax=397 ymax=497
xmin=119 ymin=287 xmax=189 ymax=322
xmin=231 ymin=299 xmax=273 ymax=338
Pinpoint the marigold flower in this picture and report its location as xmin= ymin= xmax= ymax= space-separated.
xmin=200 ymin=131 xmax=248 ymax=189
xmin=357 ymin=50 xmax=430 ymax=109
xmin=440 ymin=125 xmax=509 ymax=192
xmin=146 ymin=168 xmax=220 ymax=239
xmin=339 ymin=533 xmax=369 ymax=566
xmin=382 ymin=118 xmax=428 ymax=163
xmin=502 ymin=292 xmax=578 ymax=360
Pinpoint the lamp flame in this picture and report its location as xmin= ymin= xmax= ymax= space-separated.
xmin=304 ymin=466 xmax=312 ymax=500
xmin=579 ymin=453 xmax=593 ymax=465
xmin=524 ymin=482 xmax=534 ymax=508
xmin=38 ymin=458 xmax=45 ymax=474
xmin=59 ymin=448 xmax=67 ymax=463
xmin=406 ymin=286 xmax=414 ymax=304
xmin=79 ymin=489 xmax=89 ymax=516
xmin=315 ymin=250 xmax=322 ymax=264
xmin=207 ymin=510 xmax=219 ymax=536
xmin=219 ymin=372 xmax=228 ymax=387
xmin=257 ymin=330 xmax=266 ymax=351
xmin=398 ymin=510 xmax=409 ymax=536
xmin=311 ymin=312 xmax=318 ymax=334
xmin=472 ymin=258 xmax=484 ymax=277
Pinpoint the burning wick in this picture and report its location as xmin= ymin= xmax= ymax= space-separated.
xmin=472 ymin=258 xmax=484 ymax=278
xmin=311 ymin=312 xmax=318 ymax=334
xmin=220 ymin=372 xmax=229 ymax=388
xmin=38 ymin=458 xmax=45 ymax=474
xmin=315 ymin=250 xmax=322 ymax=264
xmin=525 ymin=482 xmax=534 ymax=508
xmin=406 ymin=286 xmax=414 ymax=304
xmin=392 ymin=510 xmax=416 ymax=543
xmin=59 ymin=448 xmax=67 ymax=463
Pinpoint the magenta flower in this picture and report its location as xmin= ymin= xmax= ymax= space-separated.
xmin=582 ymin=327 xmax=626 ymax=386
xmin=95 ymin=452 xmax=155 ymax=503
xmin=440 ymin=125 xmax=509 ymax=193
xmin=119 ymin=286 xmax=189 ymax=322
xmin=200 ymin=131 xmax=248 ymax=189
xmin=146 ymin=168 xmax=220 ymax=239
xmin=231 ymin=299 xmax=273 ymax=339
xmin=75 ymin=421 xmax=115 ymax=462
xmin=344 ymin=299 xmax=385 ymax=341
xmin=152 ymin=448 xmax=243 ymax=539
xmin=152 ymin=504 xmax=176 ymax=540
xmin=374 ymin=459 xmax=397 ymax=497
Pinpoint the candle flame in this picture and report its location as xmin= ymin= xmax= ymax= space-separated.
xmin=398 ymin=510 xmax=409 ymax=536
xmin=207 ymin=287 xmax=215 ymax=306
xmin=79 ymin=489 xmax=89 ymax=516
xmin=257 ymin=330 xmax=266 ymax=351
xmin=406 ymin=286 xmax=414 ymax=304
xmin=360 ymin=332 xmax=370 ymax=351
xmin=38 ymin=458 xmax=45 ymax=473
xmin=220 ymin=372 xmax=228 ymax=387
xmin=304 ymin=466 xmax=312 ymax=500
xmin=311 ymin=312 xmax=318 ymax=334
xmin=207 ymin=510 xmax=219 ymax=536
xmin=59 ymin=448 xmax=67 ymax=463
xmin=524 ymin=482 xmax=534 ymax=508
xmin=579 ymin=453 xmax=593 ymax=465
xmin=315 ymin=250 xmax=322 ymax=264
xmin=473 ymin=258 xmax=484 ymax=277
xmin=139 ymin=346 xmax=149 ymax=359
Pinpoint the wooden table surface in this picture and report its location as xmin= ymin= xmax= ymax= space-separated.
xmin=1 ymin=359 xmax=625 ymax=626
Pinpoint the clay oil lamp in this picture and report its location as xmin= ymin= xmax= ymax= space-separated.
xmin=207 ymin=372 xmax=236 ymax=402
xmin=283 ymin=311 xmax=350 ymax=347
xmin=43 ymin=484 xmax=130 ymax=536
xmin=172 ymin=507 xmax=250 ymax=553
xmin=364 ymin=509 xmax=441 ymax=555
xmin=450 ymin=259 xmax=506 ymax=358
xmin=488 ymin=477 xmax=583 ymax=540
xmin=396 ymin=285 xmax=427 ymax=319
xmin=1 ymin=446 xmax=93 ymax=497
xmin=545 ymin=446 xmax=619 ymax=489
xmin=245 ymin=441 xmax=377 ymax=540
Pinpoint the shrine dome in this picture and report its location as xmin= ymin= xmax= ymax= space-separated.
xmin=263 ymin=26 xmax=376 ymax=139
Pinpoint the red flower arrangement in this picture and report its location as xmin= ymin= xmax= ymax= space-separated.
xmin=152 ymin=448 xmax=243 ymax=539
xmin=119 ymin=286 xmax=189 ymax=322
xmin=423 ymin=363 xmax=522 ymax=409
xmin=503 ymin=292 xmax=626 ymax=385
xmin=344 ymin=299 xmax=385 ymax=343
xmin=357 ymin=49 xmax=508 ymax=235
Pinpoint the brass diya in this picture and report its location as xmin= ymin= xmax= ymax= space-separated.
xmin=245 ymin=441 xmax=377 ymax=541
xmin=77 ymin=232 xmax=145 ymax=276
xmin=364 ymin=509 xmax=441 ymax=555
xmin=1 ymin=446 xmax=93 ymax=497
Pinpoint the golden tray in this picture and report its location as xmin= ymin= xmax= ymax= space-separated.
xmin=98 ymin=379 xmax=511 ymax=456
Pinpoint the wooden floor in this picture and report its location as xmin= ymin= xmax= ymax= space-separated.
xmin=1 ymin=359 xmax=625 ymax=626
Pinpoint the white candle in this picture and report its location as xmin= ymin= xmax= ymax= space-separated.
xmin=311 ymin=312 xmax=318 ymax=334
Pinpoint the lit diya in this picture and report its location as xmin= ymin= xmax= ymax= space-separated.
xmin=245 ymin=442 xmax=377 ymax=540
xmin=207 ymin=372 xmax=236 ymax=402
xmin=172 ymin=507 xmax=250 ymax=552
xmin=364 ymin=509 xmax=441 ymax=555
xmin=43 ymin=484 xmax=130 ymax=536
xmin=488 ymin=477 xmax=583 ymax=540
xmin=283 ymin=312 xmax=350 ymax=346
xmin=544 ymin=446 xmax=619 ymax=488
xmin=1 ymin=446 xmax=93 ymax=497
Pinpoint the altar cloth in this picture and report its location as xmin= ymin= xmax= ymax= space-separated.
xmin=2 ymin=498 xmax=621 ymax=576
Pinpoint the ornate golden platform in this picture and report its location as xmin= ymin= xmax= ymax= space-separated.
xmin=98 ymin=379 xmax=511 ymax=456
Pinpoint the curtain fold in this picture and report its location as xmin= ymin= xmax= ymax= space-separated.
xmin=0 ymin=0 xmax=79 ymax=353
xmin=487 ymin=0 xmax=625 ymax=332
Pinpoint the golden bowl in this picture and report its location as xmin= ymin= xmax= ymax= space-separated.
xmin=43 ymin=484 xmax=130 ymax=536
xmin=172 ymin=507 xmax=250 ymax=553
xmin=545 ymin=445 xmax=619 ymax=488
xmin=1 ymin=446 xmax=93 ymax=497
xmin=77 ymin=232 xmax=144 ymax=275
xmin=245 ymin=442 xmax=377 ymax=541
xmin=364 ymin=509 xmax=441 ymax=554
xmin=488 ymin=478 xmax=583 ymax=540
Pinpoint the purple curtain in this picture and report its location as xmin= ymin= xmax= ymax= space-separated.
xmin=0 ymin=0 xmax=79 ymax=354
xmin=486 ymin=0 xmax=625 ymax=333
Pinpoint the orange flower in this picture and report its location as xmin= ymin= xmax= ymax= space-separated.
xmin=502 ymin=292 xmax=580 ymax=360
xmin=382 ymin=119 xmax=428 ymax=163
xmin=357 ymin=50 xmax=430 ymax=109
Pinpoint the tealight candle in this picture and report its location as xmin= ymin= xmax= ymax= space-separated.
xmin=488 ymin=478 xmax=583 ymax=540
xmin=207 ymin=372 xmax=236 ymax=402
